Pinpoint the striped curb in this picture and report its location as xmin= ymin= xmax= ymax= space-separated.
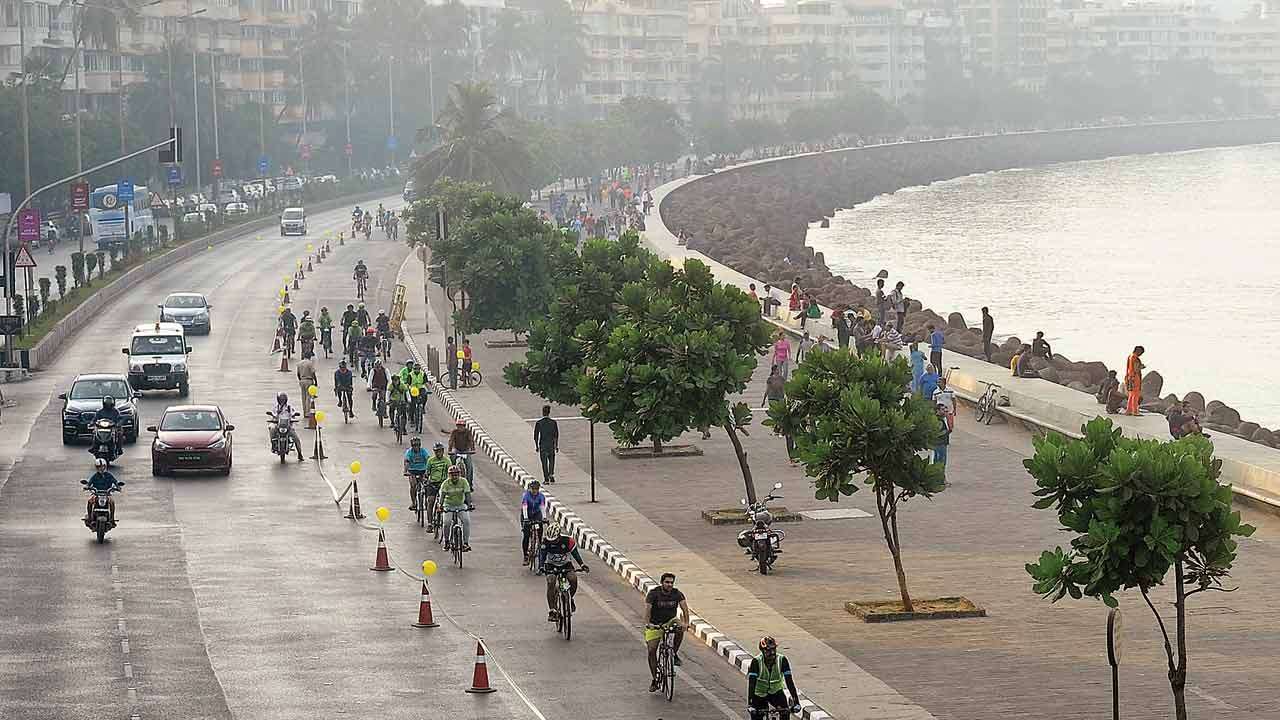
xmin=399 ymin=326 xmax=833 ymax=720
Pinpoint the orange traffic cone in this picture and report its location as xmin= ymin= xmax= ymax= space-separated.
xmin=464 ymin=640 xmax=497 ymax=694
xmin=293 ymin=275 xmax=300 ymax=290
xmin=370 ymin=528 xmax=393 ymax=572
xmin=271 ymin=329 xmax=282 ymax=354
xmin=344 ymin=480 xmax=365 ymax=519
xmin=412 ymin=580 xmax=440 ymax=628
xmin=278 ymin=351 xmax=290 ymax=373
xmin=307 ymin=258 xmax=313 ymax=272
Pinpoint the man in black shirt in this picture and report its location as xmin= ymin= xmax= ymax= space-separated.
xmin=981 ymin=307 xmax=994 ymax=362
xmin=645 ymin=572 xmax=690 ymax=692
xmin=533 ymin=405 xmax=559 ymax=484
xmin=1031 ymin=331 xmax=1053 ymax=359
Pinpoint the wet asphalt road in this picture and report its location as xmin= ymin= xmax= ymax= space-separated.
xmin=0 ymin=198 xmax=747 ymax=720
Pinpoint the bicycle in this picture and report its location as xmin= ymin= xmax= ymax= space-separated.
xmin=460 ymin=368 xmax=483 ymax=389
xmin=430 ymin=497 xmax=444 ymax=542
xmin=337 ymin=387 xmax=354 ymax=423
xmin=320 ymin=328 xmax=333 ymax=358
xmin=748 ymin=708 xmax=800 ymax=720
xmin=408 ymin=471 xmax=427 ymax=528
xmin=443 ymin=505 xmax=470 ymax=568
xmin=975 ymin=380 xmax=1001 ymax=425
xmin=355 ymin=275 xmax=368 ymax=301
xmin=524 ymin=520 xmax=544 ymax=575
xmin=379 ymin=333 xmax=392 ymax=361
xmin=300 ymin=336 xmax=315 ymax=359
xmin=373 ymin=390 xmax=387 ymax=428
xmin=391 ymin=401 xmax=407 ymax=444
xmin=409 ymin=397 xmax=425 ymax=434
xmin=547 ymin=566 xmax=584 ymax=641
xmin=451 ymin=451 xmax=475 ymax=488
xmin=648 ymin=620 xmax=680 ymax=701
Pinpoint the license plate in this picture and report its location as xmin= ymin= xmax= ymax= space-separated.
xmin=178 ymin=454 xmax=201 ymax=461
xmin=148 ymin=375 xmax=167 ymax=381
xmin=178 ymin=318 xmax=192 ymax=324
xmin=754 ymin=533 xmax=769 ymax=540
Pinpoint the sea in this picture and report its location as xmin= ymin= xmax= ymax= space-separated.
xmin=806 ymin=142 xmax=1280 ymax=429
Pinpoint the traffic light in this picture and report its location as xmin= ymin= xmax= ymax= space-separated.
xmin=158 ymin=127 xmax=182 ymax=164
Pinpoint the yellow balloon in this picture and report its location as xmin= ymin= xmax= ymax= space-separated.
xmin=375 ymin=506 xmax=390 ymax=523
xmin=284 ymin=277 xmax=291 ymax=285
xmin=472 ymin=361 xmax=480 ymax=371
xmin=278 ymin=288 xmax=286 ymax=297
xmin=306 ymin=243 xmax=314 ymax=251
xmin=256 ymin=235 xmax=263 ymax=240
xmin=422 ymin=560 xmax=438 ymax=576
xmin=409 ymin=386 xmax=420 ymax=397
xmin=456 ymin=350 xmax=465 ymax=359
xmin=206 ymin=244 xmax=212 ymax=250
xmin=278 ymin=305 xmax=286 ymax=314
xmin=314 ymin=410 xmax=326 ymax=424
xmin=308 ymin=385 xmax=318 ymax=397
xmin=349 ymin=461 xmax=362 ymax=474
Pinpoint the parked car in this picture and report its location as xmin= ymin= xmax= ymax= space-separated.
xmin=224 ymin=202 xmax=250 ymax=216
xmin=216 ymin=188 xmax=240 ymax=204
xmin=198 ymin=202 xmax=218 ymax=217
xmin=148 ymin=405 xmax=234 ymax=476
xmin=403 ymin=179 xmax=418 ymax=202
xmin=59 ymin=373 xmax=141 ymax=445
xmin=181 ymin=211 xmax=205 ymax=226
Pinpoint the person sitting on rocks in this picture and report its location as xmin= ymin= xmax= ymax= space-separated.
xmin=1097 ymin=370 xmax=1123 ymax=414
xmin=1014 ymin=344 xmax=1037 ymax=378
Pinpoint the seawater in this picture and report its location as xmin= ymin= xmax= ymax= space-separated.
xmin=807 ymin=142 xmax=1280 ymax=428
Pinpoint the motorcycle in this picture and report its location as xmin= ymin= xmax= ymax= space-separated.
xmin=82 ymin=479 xmax=124 ymax=543
xmin=89 ymin=419 xmax=121 ymax=465
xmin=737 ymin=482 xmax=786 ymax=575
xmin=266 ymin=411 xmax=301 ymax=463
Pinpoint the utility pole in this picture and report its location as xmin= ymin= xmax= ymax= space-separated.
xmin=189 ymin=0 xmax=201 ymax=192
xmin=343 ymin=42 xmax=352 ymax=176
xmin=299 ymin=50 xmax=308 ymax=175
xmin=258 ymin=30 xmax=265 ymax=162
xmin=387 ymin=53 xmax=395 ymax=167
xmin=19 ymin=0 xmax=31 ymax=199
xmin=116 ymin=21 xmax=126 ymax=155
xmin=211 ymin=48 xmax=220 ymax=202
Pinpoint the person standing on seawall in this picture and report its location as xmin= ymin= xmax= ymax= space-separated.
xmin=874 ymin=278 xmax=887 ymax=327
xmin=928 ymin=324 xmax=944 ymax=376
xmin=888 ymin=281 xmax=907 ymax=331
xmin=1125 ymin=346 xmax=1145 ymax=416
xmin=981 ymin=307 xmax=994 ymax=363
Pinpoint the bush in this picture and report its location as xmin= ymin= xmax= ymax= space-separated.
xmin=53 ymin=266 xmax=67 ymax=299
xmin=38 ymin=277 xmax=51 ymax=309
xmin=86 ymin=252 xmax=99 ymax=280
xmin=71 ymin=253 xmax=85 ymax=289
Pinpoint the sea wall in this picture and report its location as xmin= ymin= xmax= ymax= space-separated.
xmin=660 ymin=118 xmax=1280 ymax=446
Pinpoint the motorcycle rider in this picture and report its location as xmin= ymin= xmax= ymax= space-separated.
xmin=93 ymin=395 xmax=123 ymax=458
xmin=747 ymin=636 xmax=801 ymax=719
xmin=317 ymin=306 xmax=334 ymax=354
xmin=645 ymin=572 xmax=690 ymax=691
xmin=537 ymin=522 xmax=589 ymax=622
xmin=83 ymin=457 xmax=122 ymax=526
xmin=520 ymin=480 xmax=547 ymax=564
xmin=355 ymin=301 xmax=371 ymax=329
xmin=422 ymin=441 xmax=452 ymax=530
xmin=404 ymin=437 xmax=430 ymax=509
xmin=334 ymin=360 xmax=355 ymax=419
xmin=269 ymin=392 xmax=305 ymax=462
xmin=297 ymin=310 xmax=317 ymax=355
xmin=351 ymin=206 xmax=363 ymax=231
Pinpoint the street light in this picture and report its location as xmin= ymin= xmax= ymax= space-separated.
xmin=188 ymin=0 xmax=202 ymax=192
xmin=209 ymin=19 xmax=246 ymax=202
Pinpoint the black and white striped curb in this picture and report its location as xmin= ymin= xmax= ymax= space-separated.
xmin=400 ymin=328 xmax=833 ymax=720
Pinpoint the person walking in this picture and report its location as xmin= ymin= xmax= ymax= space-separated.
xmin=981 ymin=307 xmax=994 ymax=362
xmin=909 ymin=342 xmax=926 ymax=394
xmin=833 ymin=308 xmax=850 ymax=350
xmin=296 ymin=352 xmax=318 ymax=417
xmin=1124 ymin=346 xmax=1145 ymax=416
xmin=533 ymin=405 xmax=559 ymax=485
xmin=933 ymin=403 xmax=954 ymax=466
xmin=762 ymin=365 xmax=795 ymax=460
xmin=761 ymin=284 xmax=773 ymax=317
xmin=928 ymin=324 xmax=945 ymax=376
xmin=445 ymin=336 xmax=459 ymax=390
xmin=772 ymin=332 xmax=792 ymax=379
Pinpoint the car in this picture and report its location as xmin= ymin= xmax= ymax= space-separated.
xmin=198 ymin=202 xmax=218 ymax=217
xmin=403 ymin=179 xmax=418 ymax=202
xmin=148 ymin=405 xmax=234 ymax=476
xmin=123 ymin=322 xmax=193 ymax=395
xmin=181 ymin=211 xmax=204 ymax=225
xmin=158 ymin=292 xmax=212 ymax=334
xmin=59 ymin=373 xmax=141 ymax=445
xmin=280 ymin=206 xmax=307 ymax=236
xmin=280 ymin=176 xmax=303 ymax=192
xmin=216 ymin=188 xmax=240 ymax=204
xmin=224 ymin=202 xmax=249 ymax=216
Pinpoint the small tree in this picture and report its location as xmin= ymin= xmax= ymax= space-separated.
xmin=71 ymin=253 xmax=86 ymax=289
xmin=38 ymin=277 xmax=51 ymax=311
xmin=54 ymin=265 xmax=67 ymax=299
xmin=107 ymin=247 xmax=120 ymax=273
xmin=12 ymin=296 xmax=23 ymax=330
xmin=767 ymin=350 xmax=946 ymax=611
xmin=26 ymin=294 xmax=39 ymax=322
xmin=1025 ymin=418 xmax=1255 ymax=720
xmin=86 ymin=252 xmax=99 ymax=281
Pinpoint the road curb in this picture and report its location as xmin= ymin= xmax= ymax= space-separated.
xmin=396 ymin=257 xmax=834 ymax=720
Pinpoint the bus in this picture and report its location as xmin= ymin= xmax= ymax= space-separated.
xmin=89 ymin=184 xmax=155 ymax=250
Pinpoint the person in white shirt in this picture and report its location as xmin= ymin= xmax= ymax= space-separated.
xmin=933 ymin=377 xmax=956 ymax=416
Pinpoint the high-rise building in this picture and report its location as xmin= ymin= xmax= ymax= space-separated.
xmin=577 ymin=0 xmax=692 ymax=118
xmin=957 ymin=0 xmax=1048 ymax=88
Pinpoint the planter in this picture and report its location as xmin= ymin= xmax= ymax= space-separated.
xmin=484 ymin=339 xmax=528 ymax=349
xmin=610 ymin=444 xmax=703 ymax=459
xmin=845 ymin=596 xmax=986 ymax=623
xmin=701 ymin=507 xmax=803 ymax=525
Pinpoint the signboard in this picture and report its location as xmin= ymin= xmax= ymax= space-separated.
xmin=0 ymin=314 xmax=21 ymax=334
xmin=167 ymin=165 xmax=182 ymax=187
xmin=17 ymin=209 xmax=39 ymax=243
xmin=258 ymin=155 xmax=269 ymax=175
xmin=13 ymin=243 xmax=37 ymax=269
xmin=386 ymin=136 xmax=398 ymax=151
xmin=300 ymin=144 xmax=311 ymax=160
xmin=211 ymin=159 xmax=223 ymax=178
xmin=71 ymin=181 xmax=90 ymax=211
xmin=118 ymin=180 xmax=134 ymax=202
xmin=344 ymin=143 xmax=353 ymax=157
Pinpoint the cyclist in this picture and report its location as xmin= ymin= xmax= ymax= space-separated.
xmin=387 ymin=375 xmax=408 ymax=430
xmin=340 ymin=304 xmax=358 ymax=341
xmin=279 ymin=306 xmax=297 ymax=353
xmin=376 ymin=310 xmax=393 ymax=357
xmin=353 ymin=260 xmax=369 ymax=295
xmin=447 ymin=418 xmax=475 ymax=487
xmin=317 ymin=306 xmax=334 ymax=354
xmin=645 ymin=572 xmax=690 ymax=691
xmin=537 ymin=522 xmax=589 ymax=622
xmin=422 ymin=441 xmax=451 ymax=530
xmin=297 ymin=310 xmax=317 ymax=355
xmin=376 ymin=203 xmax=385 ymax=227
xmin=351 ymin=206 xmax=363 ymax=233
xmin=403 ymin=436 xmax=430 ymax=509
xmin=439 ymin=465 xmax=472 ymax=552
xmin=363 ymin=217 xmax=372 ymax=240
xmin=333 ymin=360 xmax=355 ymax=419
xmin=747 ymin=637 xmax=801 ymax=719
xmin=355 ymin=302 xmax=371 ymax=329
xmin=400 ymin=360 xmax=428 ymax=428
xmin=358 ymin=328 xmax=379 ymax=379
xmin=520 ymin=480 xmax=547 ymax=564
xmin=369 ymin=358 xmax=389 ymax=411
xmin=344 ymin=320 xmax=362 ymax=367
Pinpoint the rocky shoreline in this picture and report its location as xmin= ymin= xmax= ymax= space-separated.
xmin=660 ymin=119 xmax=1280 ymax=449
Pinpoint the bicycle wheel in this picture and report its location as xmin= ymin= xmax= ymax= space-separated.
xmin=464 ymin=370 xmax=483 ymax=388
xmin=527 ymin=526 xmax=541 ymax=575
xmin=983 ymin=397 xmax=996 ymax=425
xmin=560 ymin=587 xmax=573 ymax=641
xmin=416 ymin=486 xmax=425 ymax=528
xmin=452 ymin=524 xmax=464 ymax=568
xmin=975 ymin=395 xmax=989 ymax=424
xmin=662 ymin=638 xmax=675 ymax=701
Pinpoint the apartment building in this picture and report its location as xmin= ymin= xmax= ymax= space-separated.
xmin=1216 ymin=8 xmax=1280 ymax=107
xmin=1046 ymin=1 xmax=1219 ymax=78
xmin=577 ymin=0 xmax=693 ymax=118
xmin=956 ymin=0 xmax=1048 ymax=88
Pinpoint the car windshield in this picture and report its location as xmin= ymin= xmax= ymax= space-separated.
xmin=161 ymin=410 xmax=221 ymax=431
xmin=70 ymin=379 xmax=130 ymax=400
xmin=164 ymin=295 xmax=205 ymax=309
xmin=282 ymin=209 xmax=304 ymax=220
xmin=131 ymin=335 xmax=184 ymax=354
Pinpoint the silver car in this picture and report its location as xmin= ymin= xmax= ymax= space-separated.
xmin=158 ymin=292 xmax=212 ymax=335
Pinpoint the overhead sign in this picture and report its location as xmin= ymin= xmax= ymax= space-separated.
xmin=344 ymin=143 xmax=353 ymax=157
xmin=118 ymin=180 xmax=134 ymax=203
xmin=71 ymin=181 xmax=90 ymax=210
xmin=13 ymin=243 xmax=38 ymax=269
xmin=211 ymin=159 xmax=223 ymax=178
xmin=258 ymin=155 xmax=269 ymax=175
xmin=167 ymin=165 xmax=182 ymax=187
xmin=386 ymin=136 xmax=398 ymax=151
xmin=17 ymin=209 xmax=39 ymax=242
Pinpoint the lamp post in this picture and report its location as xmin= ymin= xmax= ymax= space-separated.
xmin=188 ymin=0 xmax=201 ymax=192
xmin=18 ymin=0 xmax=31 ymax=200
xmin=299 ymin=49 xmax=307 ymax=175
xmin=343 ymin=41 xmax=351 ymax=176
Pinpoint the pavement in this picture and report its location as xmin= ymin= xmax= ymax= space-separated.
xmin=0 ymin=197 xmax=750 ymax=719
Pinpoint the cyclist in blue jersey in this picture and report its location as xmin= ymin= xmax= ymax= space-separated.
xmin=520 ymin=480 xmax=548 ymax=564
xmin=403 ymin=437 xmax=430 ymax=510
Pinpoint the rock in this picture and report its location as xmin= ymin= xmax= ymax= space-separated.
xmin=991 ymin=350 xmax=1013 ymax=368
xmin=1001 ymin=337 xmax=1023 ymax=353
xmin=1080 ymin=362 xmax=1110 ymax=384
xmin=947 ymin=312 xmax=967 ymax=330
xmin=1038 ymin=367 xmax=1061 ymax=383
xmin=819 ymin=218 xmax=830 ymax=228
xmin=1162 ymin=393 xmax=1180 ymax=406
xmin=1067 ymin=381 xmax=1089 ymax=392
xmin=1206 ymin=402 xmax=1241 ymax=428
xmin=1183 ymin=392 xmax=1205 ymax=412
xmin=1251 ymin=428 xmax=1276 ymax=447
xmin=1237 ymin=421 xmax=1260 ymax=438
xmin=1026 ymin=356 xmax=1050 ymax=374
xmin=1141 ymin=371 xmax=1164 ymax=400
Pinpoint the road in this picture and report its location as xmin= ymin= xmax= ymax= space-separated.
xmin=0 ymin=198 xmax=748 ymax=719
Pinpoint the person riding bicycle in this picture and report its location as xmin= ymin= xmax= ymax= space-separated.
xmin=358 ymin=328 xmax=379 ymax=379
xmin=83 ymin=457 xmax=122 ymax=526
xmin=334 ymin=360 xmax=355 ymax=418
xmin=279 ymin=306 xmax=297 ymax=352
xmin=369 ymin=358 xmax=389 ymax=411
xmin=387 ymin=375 xmax=408 ymax=429
xmin=375 ymin=310 xmax=391 ymax=337
xmin=317 ymin=307 xmax=334 ymax=352
xmin=459 ymin=338 xmax=475 ymax=385
xmin=520 ymin=480 xmax=548 ymax=564
xmin=537 ymin=522 xmax=589 ymax=622
xmin=646 ymin=572 xmax=691 ymax=692
xmin=439 ymin=465 xmax=473 ymax=552
xmin=344 ymin=321 xmax=362 ymax=366
xmin=355 ymin=302 xmax=371 ymax=329
xmin=447 ymin=419 xmax=475 ymax=486
xmin=376 ymin=203 xmax=385 ymax=226
xmin=297 ymin=310 xmax=317 ymax=352
xmin=747 ymin=636 xmax=801 ymax=719
xmin=352 ymin=206 xmax=363 ymax=233
xmin=398 ymin=360 xmax=428 ymax=424
xmin=404 ymin=437 xmax=431 ymax=509
xmin=422 ymin=441 xmax=451 ymax=530
xmin=340 ymin=304 xmax=358 ymax=339
xmin=353 ymin=260 xmax=369 ymax=290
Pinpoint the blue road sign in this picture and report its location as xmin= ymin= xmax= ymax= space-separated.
xmin=166 ymin=165 xmax=182 ymax=187
xmin=258 ymin=155 xmax=269 ymax=175
xmin=118 ymin=180 xmax=134 ymax=202
xmin=386 ymin=136 xmax=398 ymax=151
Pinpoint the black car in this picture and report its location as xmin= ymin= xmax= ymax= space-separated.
xmin=60 ymin=373 xmax=141 ymax=445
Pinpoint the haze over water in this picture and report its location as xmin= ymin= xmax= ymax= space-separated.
xmin=807 ymin=143 xmax=1280 ymax=429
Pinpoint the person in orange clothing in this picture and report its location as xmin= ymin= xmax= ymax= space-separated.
xmin=1124 ymin=346 xmax=1145 ymax=416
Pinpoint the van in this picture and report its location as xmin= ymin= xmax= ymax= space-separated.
xmin=122 ymin=322 xmax=192 ymax=396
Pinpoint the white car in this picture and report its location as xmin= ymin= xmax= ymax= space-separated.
xmin=279 ymin=207 xmax=307 ymax=236
xmin=198 ymin=202 xmax=218 ymax=216
xmin=224 ymin=202 xmax=250 ymax=216
xmin=181 ymin=212 xmax=205 ymax=225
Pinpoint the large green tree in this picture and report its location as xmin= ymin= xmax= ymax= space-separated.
xmin=415 ymin=81 xmax=533 ymax=194
xmin=767 ymin=350 xmax=946 ymax=611
xmin=1026 ymin=418 xmax=1254 ymax=720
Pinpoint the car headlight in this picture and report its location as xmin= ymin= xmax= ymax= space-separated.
xmin=172 ymin=361 xmax=186 ymax=371
xmin=208 ymin=437 xmax=227 ymax=450
xmin=130 ymin=363 xmax=144 ymax=372
xmin=155 ymin=440 xmax=172 ymax=450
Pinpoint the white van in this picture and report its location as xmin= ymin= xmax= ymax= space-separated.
xmin=123 ymin=322 xmax=192 ymax=396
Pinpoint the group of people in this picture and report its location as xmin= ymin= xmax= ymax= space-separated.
xmin=351 ymin=204 xmax=397 ymax=241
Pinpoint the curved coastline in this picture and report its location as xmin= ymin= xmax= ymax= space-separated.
xmin=660 ymin=118 xmax=1280 ymax=447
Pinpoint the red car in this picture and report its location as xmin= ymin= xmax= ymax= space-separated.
xmin=148 ymin=405 xmax=235 ymax=476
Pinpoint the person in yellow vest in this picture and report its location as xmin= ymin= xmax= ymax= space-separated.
xmin=747 ymin=636 xmax=801 ymax=718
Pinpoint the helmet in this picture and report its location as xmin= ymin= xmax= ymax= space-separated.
xmin=447 ymin=465 xmax=461 ymax=476
xmin=548 ymin=522 xmax=567 ymax=537
xmin=95 ymin=458 xmax=107 ymax=470
xmin=759 ymin=636 xmax=777 ymax=652
xmin=277 ymin=392 xmax=288 ymax=404
xmin=346 ymin=304 xmax=354 ymax=310
xmin=529 ymin=480 xmax=541 ymax=489
xmin=410 ymin=437 xmax=421 ymax=447
xmin=432 ymin=441 xmax=445 ymax=451
xmin=102 ymin=396 xmax=116 ymax=409
xmin=366 ymin=328 xmax=376 ymax=336
xmin=321 ymin=306 xmax=328 ymax=312
xmin=339 ymin=360 xmax=348 ymax=367
xmin=405 ymin=359 xmax=416 ymax=367
xmin=374 ymin=359 xmax=383 ymax=367
xmin=302 ymin=310 xmax=311 ymax=317
xmin=378 ymin=310 xmax=387 ymax=316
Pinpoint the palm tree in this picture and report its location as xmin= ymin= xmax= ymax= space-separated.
xmin=796 ymin=41 xmax=835 ymax=100
xmin=415 ymin=81 xmax=532 ymax=194
xmin=744 ymin=48 xmax=784 ymax=117
xmin=54 ymin=0 xmax=140 ymax=89
xmin=296 ymin=9 xmax=349 ymax=116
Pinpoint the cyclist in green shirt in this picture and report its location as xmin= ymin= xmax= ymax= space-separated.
xmin=438 ymin=465 xmax=473 ymax=552
xmin=387 ymin=376 xmax=408 ymax=429
xmin=747 ymin=636 xmax=800 ymax=718
xmin=317 ymin=307 xmax=334 ymax=354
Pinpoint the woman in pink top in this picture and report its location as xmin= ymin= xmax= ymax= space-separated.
xmin=773 ymin=333 xmax=792 ymax=379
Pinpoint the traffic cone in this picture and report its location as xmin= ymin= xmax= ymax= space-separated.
xmin=412 ymin=580 xmax=440 ymax=628
xmin=344 ymin=479 xmax=365 ymax=519
xmin=370 ymin=528 xmax=393 ymax=571
xmin=293 ymin=275 xmax=300 ymax=290
xmin=278 ymin=351 xmax=290 ymax=373
xmin=306 ymin=409 xmax=317 ymax=430
xmin=464 ymin=640 xmax=497 ymax=694
xmin=307 ymin=258 xmax=313 ymax=272
xmin=271 ymin=329 xmax=282 ymax=354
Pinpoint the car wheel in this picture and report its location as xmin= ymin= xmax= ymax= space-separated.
xmin=178 ymin=381 xmax=189 ymax=397
xmin=62 ymin=434 xmax=73 ymax=446
xmin=126 ymin=429 xmax=138 ymax=444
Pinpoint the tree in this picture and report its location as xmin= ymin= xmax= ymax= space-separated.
xmin=604 ymin=96 xmax=687 ymax=166
xmin=483 ymin=8 xmax=531 ymax=103
xmin=576 ymin=258 xmax=771 ymax=500
xmin=415 ymin=81 xmax=533 ymax=194
xmin=795 ymin=41 xmax=836 ymax=100
xmin=766 ymin=350 xmax=946 ymax=611
xmin=1025 ymin=418 xmax=1255 ymax=720
xmin=54 ymin=265 xmax=67 ymax=299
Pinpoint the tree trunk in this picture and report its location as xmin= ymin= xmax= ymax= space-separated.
xmin=723 ymin=421 xmax=757 ymax=505
xmin=652 ymin=437 xmax=663 ymax=454
xmin=876 ymin=486 xmax=914 ymax=612
xmin=1172 ymin=559 xmax=1189 ymax=720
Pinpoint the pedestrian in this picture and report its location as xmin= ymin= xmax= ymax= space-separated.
xmin=833 ymin=309 xmax=850 ymax=350
xmin=461 ymin=338 xmax=474 ymax=386
xmin=768 ymin=284 xmax=782 ymax=319
xmin=796 ymin=331 xmax=815 ymax=364
xmin=1124 ymin=345 xmax=1145 ymax=416
xmin=297 ymin=351 xmax=318 ymax=417
xmin=772 ymin=332 xmax=792 ymax=379
xmin=981 ymin=307 xmax=994 ymax=362
xmin=446 ymin=336 xmax=459 ymax=390
xmin=933 ymin=403 xmax=954 ymax=466
xmin=889 ymin=281 xmax=906 ymax=331
xmin=761 ymin=283 xmax=773 ymax=317
xmin=928 ymin=324 xmax=945 ymax=376
xmin=874 ymin=278 xmax=887 ymax=326
xmin=533 ymin=405 xmax=559 ymax=484
xmin=934 ymin=376 xmax=956 ymax=415
xmin=787 ymin=284 xmax=802 ymax=325
xmin=909 ymin=342 xmax=925 ymax=394
xmin=1097 ymin=370 xmax=1122 ymax=413
xmin=748 ymin=283 xmax=758 ymax=309
xmin=919 ymin=363 xmax=940 ymax=400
